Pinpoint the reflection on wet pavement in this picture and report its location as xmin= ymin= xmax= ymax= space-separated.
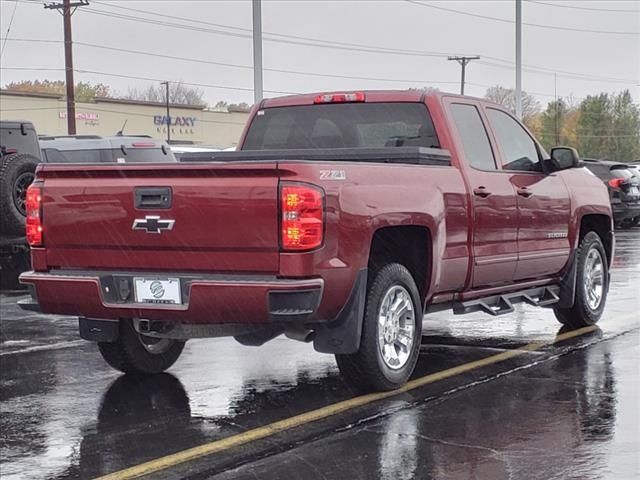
xmin=0 ymin=231 xmax=638 ymax=480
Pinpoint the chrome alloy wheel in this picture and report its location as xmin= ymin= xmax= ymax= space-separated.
xmin=377 ymin=285 xmax=416 ymax=370
xmin=584 ymin=247 xmax=604 ymax=310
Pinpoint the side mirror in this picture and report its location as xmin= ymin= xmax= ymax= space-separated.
xmin=549 ymin=146 xmax=582 ymax=171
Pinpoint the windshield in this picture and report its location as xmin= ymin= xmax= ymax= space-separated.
xmin=243 ymin=103 xmax=440 ymax=150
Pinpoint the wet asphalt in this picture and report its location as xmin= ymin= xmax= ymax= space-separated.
xmin=1 ymin=230 xmax=638 ymax=480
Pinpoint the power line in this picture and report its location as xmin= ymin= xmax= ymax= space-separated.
xmin=404 ymin=0 xmax=640 ymax=35
xmin=0 ymin=39 xmax=461 ymax=86
xmin=76 ymin=6 xmax=640 ymax=83
xmin=476 ymin=60 xmax=640 ymax=85
xmin=525 ymin=0 xmax=640 ymax=13
xmin=0 ymin=66 xmax=300 ymax=95
xmin=7 ymin=0 xmax=639 ymax=84
xmin=0 ymin=0 xmax=19 ymax=57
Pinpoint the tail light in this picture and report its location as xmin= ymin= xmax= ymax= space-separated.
xmin=314 ymin=92 xmax=365 ymax=104
xmin=26 ymin=184 xmax=43 ymax=246
xmin=608 ymin=178 xmax=625 ymax=189
xmin=280 ymin=183 xmax=324 ymax=251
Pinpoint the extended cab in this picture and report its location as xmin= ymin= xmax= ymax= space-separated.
xmin=19 ymin=91 xmax=613 ymax=391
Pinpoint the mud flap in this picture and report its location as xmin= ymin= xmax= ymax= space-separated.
xmin=557 ymin=252 xmax=577 ymax=308
xmin=313 ymin=269 xmax=367 ymax=355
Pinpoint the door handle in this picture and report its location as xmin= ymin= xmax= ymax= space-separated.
xmin=473 ymin=186 xmax=492 ymax=198
xmin=517 ymin=187 xmax=533 ymax=198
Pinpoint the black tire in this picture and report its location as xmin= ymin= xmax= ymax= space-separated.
xmin=98 ymin=319 xmax=185 ymax=374
xmin=336 ymin=263 xmax=422 ymax=392
xmin=0 ymin=153 xmax=40 ymax=236
xmin=618 ymin=218 xmax=635 ymax=230
xmin=0 ymin=250 xmax=30 ymax=291
xmin=0 ymin=268 xmax=21 ymax=290
xmin=554 ymin=231 xmax=608 ymax=329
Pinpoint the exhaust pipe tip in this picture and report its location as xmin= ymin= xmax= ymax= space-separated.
xmin=285 ymin=328 xmax=315 ymax=343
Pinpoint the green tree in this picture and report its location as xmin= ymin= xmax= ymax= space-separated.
xmin=3 ymin=79 xmax=111 ymax=101
xmin=539 ymin=99 xmax=570 ymax=150
xmin=576 ymin=93 xmax=613 ymax=159
xmin=610 ymin=90 xmax=640 ymax=161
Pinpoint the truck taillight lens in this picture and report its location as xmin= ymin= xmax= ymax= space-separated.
xmin=26 ymin=184 xmax=43 ymax=246
xmin=280 ymin=183 xmax=324 ymax=251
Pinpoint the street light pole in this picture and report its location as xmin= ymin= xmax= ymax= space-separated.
xmin=160 ymin=81 xmax=170 ymax=143
xmin=515 ymin=0 xmax=523 ymax=120
xmin=252 ymin=0 xmax=263 ymax=104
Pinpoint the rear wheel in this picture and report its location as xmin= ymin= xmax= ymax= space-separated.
xmin=554 ymin=231 xmax=608 ymax=329
xmin=98 ymin=319 xmax=185 ymax=374
xmin=0 ymin=153 xmax=40 ymax=236
xmin=336 ymin=263 xmax=422 ymax=392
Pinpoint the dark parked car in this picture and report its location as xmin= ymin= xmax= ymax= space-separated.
xmin=39 ymin=135 xmax=176 ymax=163
xmin=583 ymin=159 xmax=640 ymax=229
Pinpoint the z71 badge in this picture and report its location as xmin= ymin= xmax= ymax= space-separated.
xmin=320 ymin=170 xmax=346 ymax=180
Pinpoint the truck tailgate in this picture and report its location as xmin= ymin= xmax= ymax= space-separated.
xmin=39 ymin=163 xmax=280 ymax=272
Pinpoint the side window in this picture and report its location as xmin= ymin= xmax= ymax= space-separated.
xmin=450 ymin=104 xmax=496 ymax=171
xmin=487 ymin=108 xmax=540 ymax=172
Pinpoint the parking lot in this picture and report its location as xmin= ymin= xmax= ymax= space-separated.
xmin=0 ymin=229 xmax=637 ymax=480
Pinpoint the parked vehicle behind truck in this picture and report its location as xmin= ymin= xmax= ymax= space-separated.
xmin=583 ymin=158 xmax=640 ymax=229
xmin=0 ymin=120 xmax=41 ymax=289
xmin=19 ymin=91 xmax=613 ymax=391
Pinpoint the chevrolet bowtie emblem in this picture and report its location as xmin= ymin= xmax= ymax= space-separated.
xmin=132 ymin=216 xmax=175 ymax=234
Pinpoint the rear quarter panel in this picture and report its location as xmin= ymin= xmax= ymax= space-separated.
xmin=279 ymin=161 xmax=469 ymax=319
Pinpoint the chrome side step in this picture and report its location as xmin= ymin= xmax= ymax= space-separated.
xmin=453 ymin=285 xmax=560 ymax=316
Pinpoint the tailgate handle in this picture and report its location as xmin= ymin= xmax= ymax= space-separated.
xmin=135 ymin=187 xmax=172 ymax=209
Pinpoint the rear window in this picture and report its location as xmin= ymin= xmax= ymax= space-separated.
xmin=243 ymin=103 xmax=440 ymax=150
xmin=43 ymin=147 xmax=175 ymax=163
xmin=115 ymin=148 xmax=175 ymax=163
xmin=43 ymin=148 xmax=108 ymax=163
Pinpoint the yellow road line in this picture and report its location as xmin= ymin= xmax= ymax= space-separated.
xmin=96 ymin=324 xmax=601 ymax=480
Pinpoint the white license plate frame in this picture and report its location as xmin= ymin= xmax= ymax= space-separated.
xmin=133 ymin=277 xmax=182 ymax=305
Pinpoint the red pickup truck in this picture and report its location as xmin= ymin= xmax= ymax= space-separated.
xmin=19 ymin=91 xmax=613 ymax=391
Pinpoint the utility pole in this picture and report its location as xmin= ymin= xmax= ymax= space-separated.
xmin=160 ymin=81 xmax=171 ymax=143
xmin=44 ymin=0 xmax=89 ymax=135
xmin=447 ymin=56 xmax=480 ymax=95
xmin=515 ymin=0 xmax=523 ymax=120
xmin=252 ymin=0 xmax=263 ymax=104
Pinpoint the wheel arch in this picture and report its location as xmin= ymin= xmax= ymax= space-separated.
xmin=367 ymin=225 xmax=433 ymax=308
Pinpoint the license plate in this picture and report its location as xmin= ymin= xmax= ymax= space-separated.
xmin=134 ymin=278 xmax=182 ymax=305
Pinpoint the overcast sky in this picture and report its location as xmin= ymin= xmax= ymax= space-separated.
xmin=0 ymin=0 xmax=638 ymax=108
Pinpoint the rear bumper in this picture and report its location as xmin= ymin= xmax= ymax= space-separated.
xmin=19 ymin=270 xmax=324 ymax=325
xmin=612 ymin=203 xmax=640 ymax=223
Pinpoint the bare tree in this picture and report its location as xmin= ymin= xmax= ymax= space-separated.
xmin=484 ymin=85 xmax=541 ymax=123
xmin=122 ymin=82 xmax=206 ymax=106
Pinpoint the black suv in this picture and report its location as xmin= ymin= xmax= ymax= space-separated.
xmin=583 ymin=158 xmax=640 ymax=229
xmin=0 ymin=121 xmax=42 ymax=289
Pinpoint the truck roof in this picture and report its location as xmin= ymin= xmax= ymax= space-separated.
xmin=260 ymin=90 xmax=485 ymax=109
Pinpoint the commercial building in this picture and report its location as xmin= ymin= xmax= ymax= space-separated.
xmin=0 ymin=90 xmax=250 ymax=147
